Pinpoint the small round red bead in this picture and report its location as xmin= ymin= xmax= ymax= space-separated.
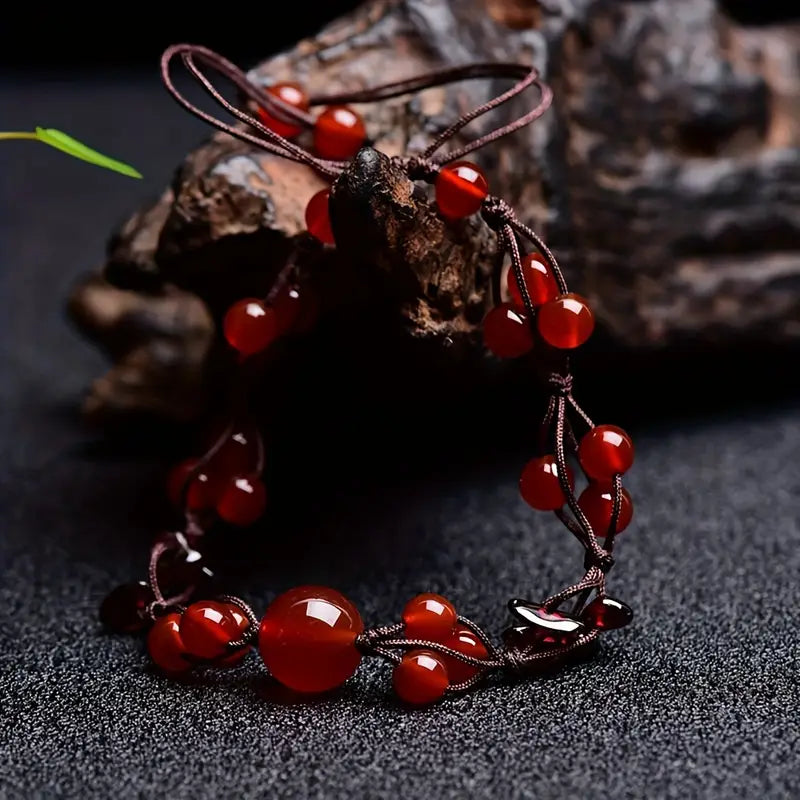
xmin=483 ymin=303 xmax=534 ymax=359
xmin=519 ymin=455 xmax=574 ymax=511
xmin=259 ymin=585 xmax=363 ymax=694
xmin=257 ymin=82 xmax=309 ymax=139
xmin=507 ymin=253 xmax=560 ymax=308
xmin=581 ymin=596 xmax=633 ymax=630
xmin=167 ymin=458 xmax=214 ymax=511
xmin=273 ymin=284 xmax=319 ymax=334
xmin=435 ymin=160 xmax=488 ymax=219
xmin=305 ymin=189 xmax=335 ymax=245
xmin=216 ymin=604 xmax=252 ymax=667
xmin=201 ymin=421 xmax=263 ymax=502
xmin=313 ymin=106 xmax=366 ymax=160
xmin=402 ymin=593 xmax=457 ymax=641
xmin=216 ymin=475 xmax=267 ymax=526
xmin=148 ymin=612 xmax=191 ymax=674
xmin=393 ymin=649 xmax=449 ymax=706
xmin=223 ymin=299 xmax=278 ymax=356
xmin=578 ymin=484 xmax=634 ymax=536
xmin=537 ymin=293 xmax=595 ymax=349
xmin=180 ymin=600 xmax=243 ymax=660
xmin=99 ymin=582 xmax=153 ymax=633
xmin=579 ymin=425 xmax=635 ymax=482
xmin=442 ymin=627 xmax=489 ymax=685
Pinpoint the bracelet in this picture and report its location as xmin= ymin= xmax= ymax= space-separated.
xmin=98 ymin=43 xmax=636 ymax=707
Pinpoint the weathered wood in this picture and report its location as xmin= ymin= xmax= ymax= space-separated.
xmin=70 ymin=0 xmax=800 ymax=420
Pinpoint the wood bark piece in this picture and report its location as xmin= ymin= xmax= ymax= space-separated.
xmin=69 ymin=0 xmax=800 ymax=421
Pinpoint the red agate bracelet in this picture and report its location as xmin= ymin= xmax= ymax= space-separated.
xmin=98 ymin=44 xmax=636 ymax=707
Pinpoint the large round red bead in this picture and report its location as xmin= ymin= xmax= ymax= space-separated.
xmin=305 ymin=189 xmax=335 ymax=245
xmin=507 ymin=253 xmax=559 ymax=307
xmin=519 ymin=455 xmax=574 ymax=511
xmin=537 ymin=293 xmax=595 ymax=349
xmin=313 ymin=106 xmax=366 ymax=160
xmin=148 ymin=612 xmax=191 ymax=674
xmin=435 ymin=160 xmax=488 ymax=219
xmin=223 ymin=299 xmax=278 ymax=356
xmin=579 ymin=425 xmax=635 ymax=481
xmin=483 ymin=303 xmax=534 ymax=359
xmin=402 ymin=594 xmax=457 ymax=641
xmin=180 ymin=600 xmax=243 ymax=660
xmin=578 ymin=484 xmax=634 ymax=536
xmin=216 ymin=475 xmax=267 ymax=526
xmin=393 ymin=649 xmax=449 ymax=706
xmin=257 ymin=82 xmax=309 ymax=139
xmin=259 ymin=585 xmax=363 ymax=693
xmin=442 ymin=627 xmax=489 ymax=685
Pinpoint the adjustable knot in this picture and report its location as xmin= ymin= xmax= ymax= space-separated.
xmin=587 ymin=549 xmax=614 ymax=572
xmin=546 ymin=372 xmax=573 ymax=396
xmin=480 ymin=196 xmax=515 ymax=230
xmin=499 ymin=645 xmax=526 ymax=675
xmin=397 ymin=155 xmax=440 ymax=183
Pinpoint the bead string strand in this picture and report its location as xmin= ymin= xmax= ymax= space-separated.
xmin=97 ymin=44 xmax=638 ymax=707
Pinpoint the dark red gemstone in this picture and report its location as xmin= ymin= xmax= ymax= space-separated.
xmin=578 ymin=483 xmax=634 ymax=536
xmin=166 ymin=459 xmax=215 ymax=511
xmin=313 ymin=106 xmax=366 ymax=160
xmin=216 ymin=475 xmax=268 ymax=526
xmin=148 ymin=612 xmax=191 ymax=674
xmin=402 ymin=593 xmax=458 ymax=641
xmin=537 ymin=293 xmax=595 ymax=349
xmin=579 ymin=425 xmax=635 ymax=481
xmin=259 ymin=585 xmax=364 ymax=693
xmin=581 ymin=596 xmax=633 ymax=630
xmin=519 ymin=455 xmax=574 ymax=511
xmin=393 ymin=649 xmax=449 ymax=706
xmin=442 ymin=627 xmax=489 ymax=685
xmin=435 ymin=161 xmax=489 ymax=219
xmin=483 ymin=303 xmax=535 ymax=359
xmin=507 ymin=253 xmax=559 ymax=307
xmin=156 ymin=533 xmax=214 ymax=595
xmin=99 ymin=582 xmax=153 ymax=633
xmin=257 ymin=82 xmax=309 ymax=139
xmin=507 ymin=599 xmax=585 ymax=646
xmin=273 ymin=284 xmax=320 ymax=334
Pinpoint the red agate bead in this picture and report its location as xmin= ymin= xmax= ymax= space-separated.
xmin=257 ymin=82 xmax=309 ymax=139
xmin=507 ymin=253 xmax=559 ymax=307
xmin=148 ymin=612 xmax=191 ymax=674
xmin=442 ymin=627 xmax=489 ymax=684
xmin=305 ymin=189 xmax=335 ymax=245
xmin=578 ymin=484 xmax=634 ymax=536
xmin=578 ymin=425 xmax=635 ymax=481
xmin=393 ymin=649 xmax=449 ymax=706
xmin=99 ymin=581 xmax=153 ymax=633
xmin=402 ymin=593 xmax=457 ymax=641
xmin=216 ymin=604 xmax=252 ymax=667
xmin=180 ymin=600 xmax=243 ymax=660
xmin=483 ymin=303 xmax=534 ymax=359
xmin=167 ymin=459 xmax=214 ymax=511
xmin=273 ymin=284 xmax=319 ymax=334
xmin=223 ymin=299 xmax=278 ymax=356
xmin=537 ymin=293 xmax=595 ymax=349
xmin=313 ymin=106 xmax=366 ymax=160
xmin=259 ymin=585 xmax=363 ymax=693
xmin=581 ymin=596 xmax=633 ymax=630
xmin=216 ymin=475 xmax=267 ymax=526
xmin=519 ymin=455 xmax=574 ymax=511
xmin=435 ymin=160 xmax=488 ymax=219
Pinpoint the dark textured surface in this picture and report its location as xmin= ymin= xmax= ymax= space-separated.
xmin=2 ymin=72 xmax=800 ymax=800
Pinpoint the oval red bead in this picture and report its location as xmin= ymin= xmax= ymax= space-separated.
xmin=313 ymin=106 xmax=366 ymax=160
xmin=257 ymin=81 xmax=309 ymax=139
xmin=581 ymin=596 xmax=633 ymax=630
xmin=223 ymin=299 xmax=278 ymax=356
xmin=579 ymin=425 xmax=635 ymax=481
xmin=167 ymin=459 xmax=215 ymax=511
xmin=402 ymin=593 xmax=458 ymax=641
xmin=435 ymin=160 xmax=488 ymax=219
xmin=180 ymin=600 xmax=243 ymax=660
xmin=216 ymin=475 xmax=267 ymax=526
xmin=99 ymin=581 xmax=153 ymax=633
xmin=259 ymin=585 xmax=363 ymax=693
xmin=537 ymin=293 xmax=595 ymax=349
xmin=578 ymin=484 xmax=634 ymax=536
xmin=507 ymin=253 xmax=559 ymax=307
xmin=442 ymin=627 xmax=489 ymax=685
xmin=148 ymin=612 xmax=191 ymax=673
xmin=483 ymin=303 xmax=534 ymax=359
xmin=393 ymin=649 xmax=449 ymax=706
xmin=519 ymin=455 xmax=575 ymax=511
xmin=305 ymin=189 xmax=335 ymax=245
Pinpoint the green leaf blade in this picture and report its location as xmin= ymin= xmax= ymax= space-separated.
xmin=34 ymin=127 xmax=142 ymax=179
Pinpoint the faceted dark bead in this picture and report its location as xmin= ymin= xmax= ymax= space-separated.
xmin=156 ymin=532 xmax=214 ymax=595
xmin=581 ymin=596 xmax=633 ymax=630
xmin=507 ymin=599 xmax=584 ymax=645
xmin=99 ymin=582 xmax=153 ymax=633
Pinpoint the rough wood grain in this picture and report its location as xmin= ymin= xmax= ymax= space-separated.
xmin=70 ymin=0 xmax=800 ymax=420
